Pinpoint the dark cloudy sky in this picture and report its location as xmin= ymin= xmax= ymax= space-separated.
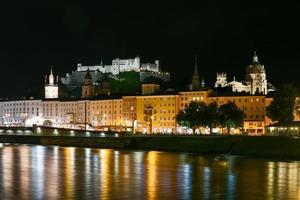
xmin=0 ymin=1 xmax=300 ymax=97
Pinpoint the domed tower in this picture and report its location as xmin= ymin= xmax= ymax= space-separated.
xmin=245 ymin=51 xmax=267 ymax=95
xmin=82 ymin=69 xmax=94 ymax=98
xmin=45 ymin=67 xmax=59 ymax=99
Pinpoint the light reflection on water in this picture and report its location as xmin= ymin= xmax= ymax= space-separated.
xmin=0 ymin=144 xmax=299 ymax=199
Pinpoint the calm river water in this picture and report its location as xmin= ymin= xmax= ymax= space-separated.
xmin=0 ymin=144 xmax=299 ymax=199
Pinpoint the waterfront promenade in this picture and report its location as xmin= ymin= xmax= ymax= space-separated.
xmin=0 ymin=126 xmax=300 ymax=160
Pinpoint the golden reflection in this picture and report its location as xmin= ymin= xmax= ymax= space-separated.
xmin=113 ymin=150 xmax=119 ymax=176
xmin=99 ymin=149 xmax=112 ymax=200
xmin=19 ymin=146 xmax=30 ymax=200
xmin=85 ymin=148 xmax=91 ymax=189
xmin=64 ymin=147 xmax=75 ymax=199
xmin=46 ymin=146 xmax=59 ymax=199
xmin=2 ymin=147 xmax=13 ymax=197
xmin=267 ymin=161 xmax=300 ymax=199
xmin=124 ymin=154 xmax=130 ymax=178
xmin=146 ymin=151 xmax=159 ymax=200
xmin=31 ymin=146 xmax=46 ymax=200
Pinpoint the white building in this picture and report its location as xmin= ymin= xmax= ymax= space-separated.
xmin=215 ymin=52 xmax=272 ymax=95
xmin=0 ymin=99 xmax=43 ymax=126
xmin=75 ymin=56 xmax=160 ymax=75
xmin=45 ymin=67 xmax=59 ymax=99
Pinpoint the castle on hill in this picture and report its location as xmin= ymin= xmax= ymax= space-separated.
xmin=44 ymin=56 xmax=170 ymax=99
xmin=44 ymin=52 xmax=275 ymax=100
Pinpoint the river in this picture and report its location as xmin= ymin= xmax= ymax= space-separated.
xmin=0 ymin=144 xmax=299 ymax=199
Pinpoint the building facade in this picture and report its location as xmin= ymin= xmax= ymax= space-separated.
xmin=45 ymin=68 xmax=59 ymax=99
xmin=214 ymin=52 xmax=274 ymax=95
xmin=135 ymin=95 xmax=179 ymax=134
xmin=0 ymin=99 xmax=42 ymax=126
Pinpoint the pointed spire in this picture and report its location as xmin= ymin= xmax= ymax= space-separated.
xmin=233 ymin=76 xmax=236 ymax=81
xmin=253 ymin=51 xmax=259 ymax=63
xmin=191 ymin=55 xmax=200 ymax=90
xmin=50 ymin=66 xmax=53 ymax=75
xmin=194 ymin=55 xmax=199 ymax=75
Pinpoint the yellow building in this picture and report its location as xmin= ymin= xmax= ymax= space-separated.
xmin=122 ymin=96 xmax=137 ymax=130
xmin=178 ymin=89 xmax=212 ymax=110
xmin=89 ymin=98 xmax=123 ymax=130
xmin=208 ymin=95 xmax=267 ymax=135
xmin=141 ymin=83 xmax=160 ymax=95
xmin=135 ymin=95 xmax=179 ymax=134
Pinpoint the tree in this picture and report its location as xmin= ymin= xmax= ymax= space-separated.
xmin=219 ymin=102 xmax=244 ymax=134
xmin=267 ymin=84 xmax=299 ymax=123
xmin=176 ymin=101 xmax=207 ymax=134
xmin=203 ymin=102 xmax=220 ymax=134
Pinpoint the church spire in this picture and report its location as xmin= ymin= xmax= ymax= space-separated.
xmin=191 ymin=55 xmax=200 ymax=90
xmin=49 ymin=66 xmax=54 ymax=85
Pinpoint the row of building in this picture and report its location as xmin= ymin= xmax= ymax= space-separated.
xmin=0 ymin=87 xmax=273 ymax=135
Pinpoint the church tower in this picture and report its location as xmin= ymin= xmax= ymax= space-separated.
xmin=245 ymin=51 xmax=268 ymax=95
xmin=191 ymin=55 xmax=200 ymax=90
xmin=82 ymin=69 xmax=94 ymax=98
xmin=45 ymin=67 xmax=59 ymax=99
xmin=215 ymin=73 xmax=228 ymax=88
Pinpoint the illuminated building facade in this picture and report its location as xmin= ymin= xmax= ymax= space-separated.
xmin=89 ymin=99 xmax=124 ymax=128
xmin=208 ymin=95 xmax=268 ymax=135
xmin=215 ymin=52 xmax=275 ymax=95
xmin=178 ymin=90 xmax=212 ymax=110
xmin=122 ymin=96 xmax=137 ymax=130
xmin=135 ymin=95 xmax=179 ymax=133
xmin=0 ymin=99 xmax=42 ymax=126
xmin=0 ymin=91 xmax=274 ymax=134
xmin=44 ymin=67 xmax=59 ymax=99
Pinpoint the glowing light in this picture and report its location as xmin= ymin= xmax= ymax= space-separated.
xmin=101 ymin=132 xmax=105 ymax=137
xmin=115 ymin=133 xmax=118 ymax=137
xmin=37 ymin=127 xmax=42 ymax=134
xmin=53 ymin=129 xmax=58 ymax=135
xmin=86 ymin=132 xmax=90 ymax=136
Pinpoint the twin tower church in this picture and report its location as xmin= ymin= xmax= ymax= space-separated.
xmin=44 ymin=52 xmax=274 ymax=99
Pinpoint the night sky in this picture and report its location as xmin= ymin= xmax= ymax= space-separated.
xmin=1 ymin=1 xmax=300 ymax=97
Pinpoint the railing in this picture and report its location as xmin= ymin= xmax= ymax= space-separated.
xmin=0 ymin=128 xmax=120 ymax=138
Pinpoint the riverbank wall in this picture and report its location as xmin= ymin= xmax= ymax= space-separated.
xmin=1 ymin=134 xmax=300 ymax=160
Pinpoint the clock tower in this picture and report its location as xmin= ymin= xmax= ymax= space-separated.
xmin=45 ymin=67 xmax=59 ymax=99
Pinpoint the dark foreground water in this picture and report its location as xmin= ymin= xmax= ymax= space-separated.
xmin=0 ymin=144 xmax=299 ymax=199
